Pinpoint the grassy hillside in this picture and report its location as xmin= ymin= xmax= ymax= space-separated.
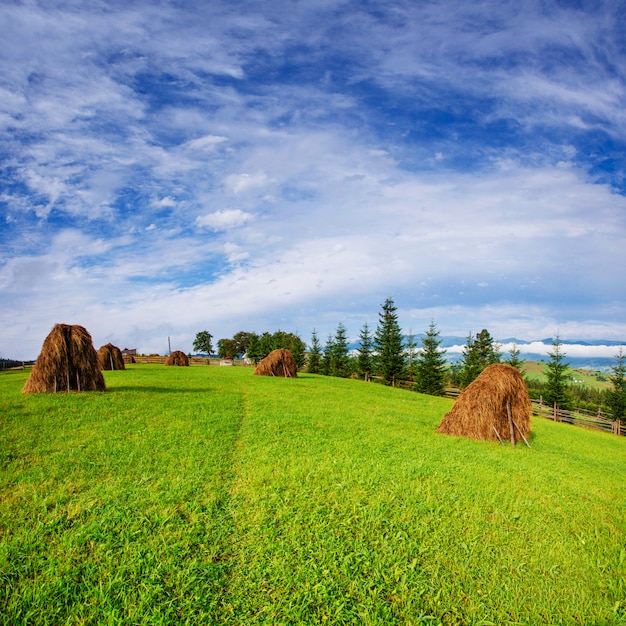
xmin=1 ymin=365 xmax=625 ymax=625
xmin=523 ymin=360 xmax=612 ymax=389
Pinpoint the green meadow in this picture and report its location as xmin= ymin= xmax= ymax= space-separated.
xmin=1 ymin=364 xmax=625 ymax=625
xmin=522 ymin=360 xmax=611 ymax=389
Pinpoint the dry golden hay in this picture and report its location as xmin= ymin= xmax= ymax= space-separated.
xmin=437 ymin=363 xmax=531 ymax=444
xmin=254 ymin=348 xmax=298 ymax=377
xmin=97 ymin=343 xmax=126 ymax=370
xmin=165 ymin=350 xmax=190 ymax=366
xmin=23 ymin=323 xmax=106 ymax=394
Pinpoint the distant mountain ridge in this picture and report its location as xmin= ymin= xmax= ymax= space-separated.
xmin=347 ymin=335 xmax=624 ymax=371
xmin=500 ymin=337 xmax=625 ymax=348
xmin=438 ymin=336 xmax=624 ymax=348
xmin=441 ymin=336 xmax=623 ymax=370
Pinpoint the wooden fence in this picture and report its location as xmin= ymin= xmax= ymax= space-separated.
xmin=444 ymin=387 xmax=622 ymax=436
xmin=128 ymin=355 xmax=167 ymax=364
xmin=531 ymin=400 xmax=620 ymax=435
xmin=373 ymin=377 xmax=623 ymax=437
xmin=127 ymin=356 xmax=248 ymax=365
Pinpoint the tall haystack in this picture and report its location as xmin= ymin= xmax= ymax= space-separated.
xmin=165 ymin=350 xmax=189 ymax=366
xmin=437 ymin=363 xmax=531 ymax=445
xmin=254 ymin=348 xmax=298 ymax=377
xmin=23 ymin=324 xmax=106 ymax=394
xmin=97 ymin=343 xmax=125 ymax=370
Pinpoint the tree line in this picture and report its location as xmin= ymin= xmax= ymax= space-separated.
xmin=192 ymin=329 xmax=307 ymax=369
xmin=193 ymin=297 xmax=626 ymax=422
xmin=526 ymin=339 xmax=626 ymax=421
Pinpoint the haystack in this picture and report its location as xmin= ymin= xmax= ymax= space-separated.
xmin=165 ymin=350 xmax=189 ymax=366
xmin=23 ymin=324 xmax=106 ymax=394
xmin=437 ymin=363 xmax=531 ymax=445
xmin=254 ymin=349 xmax=298 ymax=377
xmin=97 ymin=343 xmax=125 ymax=370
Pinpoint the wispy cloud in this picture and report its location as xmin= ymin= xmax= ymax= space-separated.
xmin=196 ymin=209 xmax=254 ymax=231
xmin=1 ymin=0 xmax=625 ymax=358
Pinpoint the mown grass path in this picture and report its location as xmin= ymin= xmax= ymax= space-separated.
xmin=1 ymin=366 xmax=244 ymax=624
xmin=1 ymin=365 xmax=625 ymax=625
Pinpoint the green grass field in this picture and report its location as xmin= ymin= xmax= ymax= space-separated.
xmin=1 ymin=365 xmax=625 ymax=625
xmin=523 ymin=360 xmax=611 ymax=389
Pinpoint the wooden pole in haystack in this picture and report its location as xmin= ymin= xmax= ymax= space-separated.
xmin=254 ymin=349 xmax=298 ymax=378
xmin=97 ymin=343 xmax=125 ymax=371
xmin=23 ymin=324 xmax=106 ymax=394
xmin=436 ymin=364 xmax=532 ymax=444
xmin=512 ymin=419 xmax=531 ymax=448
xmin=507 ymin=400 xmax=515 ymax=447
xmin=493 ymin=426 xmax=504 ymax=445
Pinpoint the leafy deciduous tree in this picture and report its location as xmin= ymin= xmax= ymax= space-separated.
xmin=232 ymin=331 xmax=256 ymax=357
xmin=246 ymin=333 xmax=262 ymax=364
xmin=217 ymin=338 xmax=238 ymax=359
xmin=192 ymin=331 xmax=213 ymax=362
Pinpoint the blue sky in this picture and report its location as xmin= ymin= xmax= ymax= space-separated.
xmin=1 ymin=0 xmax=625 ymax=359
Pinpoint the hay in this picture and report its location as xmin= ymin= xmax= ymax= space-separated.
xmin=437 ymin=363 xmax=531 ymax=444
xmin=165 ymin=350 xmax=190 ymax=366
xmin=97 ymin=343 xmax=126 ymax=370
xmin=23 ymin=324 xmax=106 ymax=394
xmin=254 ymin=349 xmax=298 ymax=377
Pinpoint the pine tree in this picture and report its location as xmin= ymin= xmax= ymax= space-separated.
xmin=458 ymin=332 xmax=481 ymax=388
xmin=458 ymin=329 xmax=500 ymax=387
xmin=506 ymin=343 xmax=524 ymax=372
xmin=405 ymin=329 xmax=418 ymax=382
xmin=374 ymin=297 xmax=405 ymax=386
xmin=357 ymin=322 xmax=374 ymax=381
xmin=321 ymin=334 xmax=334 ymax=376
xmin=289 ymin=333 xmax=307 ymax=370
xmin=608 ymin=346 xmax=626 ymax=423
xmin=330 ymin=322 xmax=350 ymax=377
xmin=307 ymin=329 xmax=322 ymax=374
xmin=415 ymin=320 xmax=447 ymax=396
xmin=544 ymin=335 xmax=572 ymax=410
xmin=474 ymin=328 xmax=501 ymax=366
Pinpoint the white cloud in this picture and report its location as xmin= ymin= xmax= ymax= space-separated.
xmin=195 ymin=209 xmax=254 ymax=231
xmin=154 ymin=197 xmax=177 ymax=208
xmin=224 ymin=171 xmax=271 ymax=194
xmin=1 ymin=0 xmax=626 ymax=359
xmin=184 ymin=135 xmax=229 ymax=151
xmin=446 ymin=341 xmax=624 ymax=360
